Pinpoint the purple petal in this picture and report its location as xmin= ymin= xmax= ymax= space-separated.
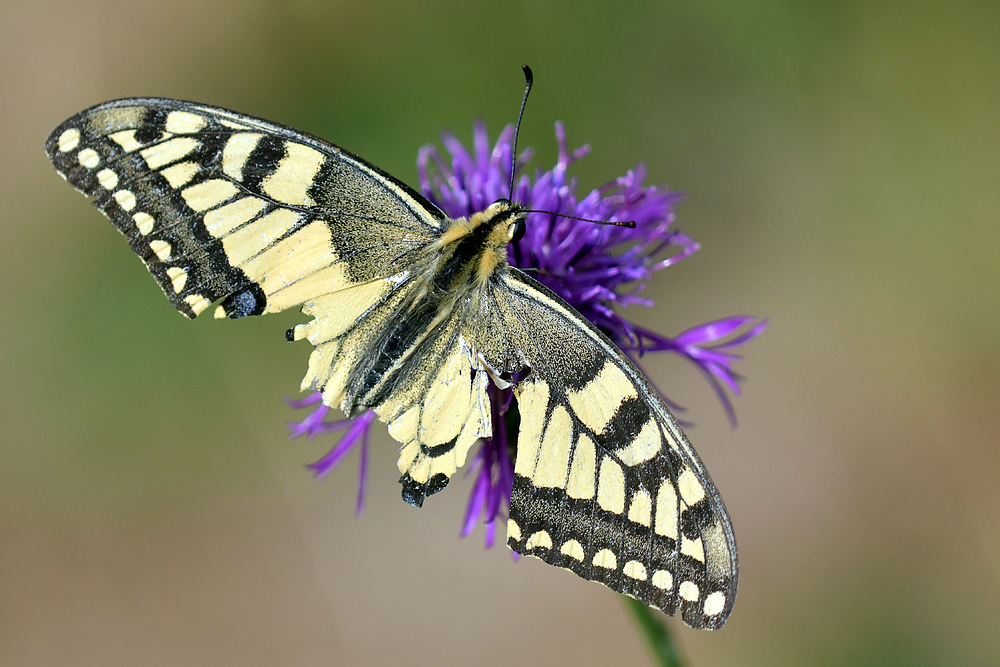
xmin=285 ymin=392 xmax=323 ymax=409
xmin=305 ymin=411 xmax=376 ymax=480
xmin=355 ymin=425 xmax=371 ymax=516
xmin=674 ymin=317 xmax=759 ymax=346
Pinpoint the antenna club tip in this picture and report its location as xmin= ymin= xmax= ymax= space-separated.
xmin=522 ymin=64 xmax=533 ymax=82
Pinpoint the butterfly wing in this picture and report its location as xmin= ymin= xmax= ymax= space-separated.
xmin=469 ymin=268 xmax=738 ymax=629
xmin=290 ymin=281 xmax=494 ymax=507
xmin=46 ymin=98 xmax=495 ymax=506
xmin=45 ymin=98 xmax=445 ymax=319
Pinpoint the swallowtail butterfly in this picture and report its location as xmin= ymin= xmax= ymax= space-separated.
xmin=45 ymin=79 xmax=738 ymax=628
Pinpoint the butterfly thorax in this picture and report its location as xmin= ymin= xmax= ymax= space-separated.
xmin=429 ymin=200 xmax=524 ymax=294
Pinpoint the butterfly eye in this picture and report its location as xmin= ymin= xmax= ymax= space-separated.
xmin=511 ymin=217 xmax=526 ymax=243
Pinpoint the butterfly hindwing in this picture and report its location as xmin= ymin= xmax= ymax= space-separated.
xmin=370 ymin=308 xmax=493 ymax=507
xmin=482 ymin=270 xmax=738 ymax=629
xmin=45 ymin=98 xmax=446 ymax=319
xmin=290 ymin=278 xmax=493 ymax=506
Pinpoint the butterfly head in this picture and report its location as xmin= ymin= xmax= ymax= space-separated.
xmin=485 ymin=198 xmax=528 ymax=244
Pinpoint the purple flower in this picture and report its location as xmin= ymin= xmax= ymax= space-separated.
xmin=288 ymin=122 xmax=766 ymax=544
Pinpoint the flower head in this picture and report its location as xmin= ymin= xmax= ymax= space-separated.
xmin=288 ymin=121 xmax=766 ymax=544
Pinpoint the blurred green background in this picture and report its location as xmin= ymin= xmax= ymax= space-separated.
xmin=3 ymin=0 xmax=999 ymax=664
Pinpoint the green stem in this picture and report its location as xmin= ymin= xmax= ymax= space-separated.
xmin=623 ymin=596 xmax=687 ymax=667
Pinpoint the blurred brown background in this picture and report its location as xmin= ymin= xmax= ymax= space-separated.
xmin=2 ymin=0 xmax=998 ymax=664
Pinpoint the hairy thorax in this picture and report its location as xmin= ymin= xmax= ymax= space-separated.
xmin=430 ymin=201 xmax=522 ymax=296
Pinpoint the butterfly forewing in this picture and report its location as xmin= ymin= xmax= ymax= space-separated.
xmin=45 ymin=98 xmax=445 ymax=319
xmin=477 ymin=271 xmax=738 ymax=629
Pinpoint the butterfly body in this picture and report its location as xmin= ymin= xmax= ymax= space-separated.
xmin=331 ymin=201 xmax=524 ymax=421
xmin=46 ymin=98 xmax=738 ymax=629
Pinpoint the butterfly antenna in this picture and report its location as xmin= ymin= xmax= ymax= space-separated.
xmin=508 ymin=64 xmax=534 ymax=200
xmin=507 ymin=67 xmax=634 ymax=229
xmin=521 ymin=209 xmax=636 ymax=228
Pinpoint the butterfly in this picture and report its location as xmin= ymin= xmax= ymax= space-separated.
xmin=45 ymin=88 xmax=738 ymax=629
